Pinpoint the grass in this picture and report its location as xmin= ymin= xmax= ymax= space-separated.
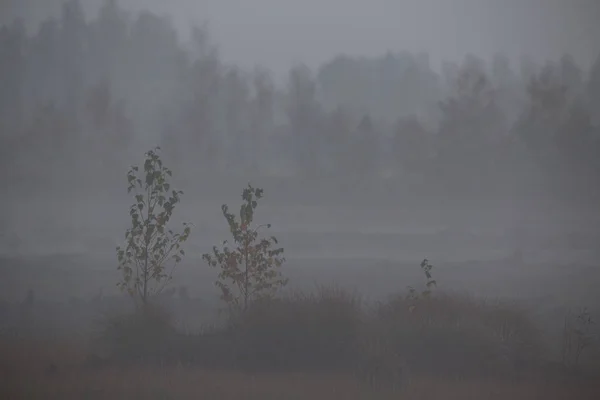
xmin=1 ymin=347 xmax=599 ymax=400
xmin=2 ymin=269 xmax=599 ymax=400
xmin=2 ymin=288 xmax=600 ymax=400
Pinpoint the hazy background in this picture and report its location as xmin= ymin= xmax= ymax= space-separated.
xmin=3 ymin=0 xmax=600 ymax=78
xmin=0 ymin=0 xmax=599 ymax=339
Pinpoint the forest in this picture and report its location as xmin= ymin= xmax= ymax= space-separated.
xmin=1 ymin=0 xmax=599 ymax=205
xmin=1 ymin=1 xmax=600 ymax=399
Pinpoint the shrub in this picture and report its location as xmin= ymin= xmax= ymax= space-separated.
xmin=374 ymin=292 xmax=544 ymax=378
xmin=96 ymin=303 xmax=178 ymax=366
xmin=185 ymin=285 xmax=364 ymax=372
xmin=163 ymin=278 xmax=543 ymax=380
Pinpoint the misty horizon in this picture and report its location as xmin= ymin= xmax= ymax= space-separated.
xmin=3 ymin=0 xmax=600 ymax=80
xmin=1 ymin=1 xmax=600 ymax=398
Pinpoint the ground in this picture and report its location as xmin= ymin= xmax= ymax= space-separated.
xmin=1 ymin=336 xmax=599 ymax=400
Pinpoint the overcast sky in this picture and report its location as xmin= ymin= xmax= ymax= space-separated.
xmin=4 ymin=0 xmax=600 ymax=77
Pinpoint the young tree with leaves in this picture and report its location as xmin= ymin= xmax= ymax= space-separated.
xmin=203 ymin=184 xmax=286 ymax=313
xmin=117 ymin=147 xmax=191 ymax=306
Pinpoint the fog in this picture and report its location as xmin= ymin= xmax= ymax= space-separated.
xmin=0 ymin=1 xmax=600 ymax=396
xmin=1 ymin=0 xmax=599 ymax=299
xmin=4 ymin=1 xmax=600 ymax=75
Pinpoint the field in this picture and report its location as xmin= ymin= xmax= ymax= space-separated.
xmin=1 ymin=188 xmax=600 ymax=399
xmin=1 ymin=335 xmax=600 ymax=400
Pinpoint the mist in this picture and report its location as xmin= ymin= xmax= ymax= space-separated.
xmin=5 ymin=0 xmax=600 ymax=75
xmin=1 ymin=1 xmax=600 ymax=398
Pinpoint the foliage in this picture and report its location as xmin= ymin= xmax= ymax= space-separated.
xmin=2 ymin=1 xmax=600 ymax=198
xmin=213 ymin=286 xmax=364 ymax=372
xmin=375 ymin=292 xmax=543 ymax=378
xmin=435 ymin=60 xmax=507 ymax=192
xmin=116 ymin=147 xmax=191 ymax=305
xmin=203 ymin=184 xmax=287 ymax=313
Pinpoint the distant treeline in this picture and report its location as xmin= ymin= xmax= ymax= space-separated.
xmin=1 ymin=0 xmax=599 ymax=203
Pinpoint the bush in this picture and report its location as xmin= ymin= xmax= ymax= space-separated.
xmin=160 ymin=284 xmax=543 ymax=381
xmin=97 ymin=303 xmax=179 ymax=366
xmin=374 ymin=292 xmax=544 ymax=378
xmin=185 ymin=285 xmax=365 ymax=372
